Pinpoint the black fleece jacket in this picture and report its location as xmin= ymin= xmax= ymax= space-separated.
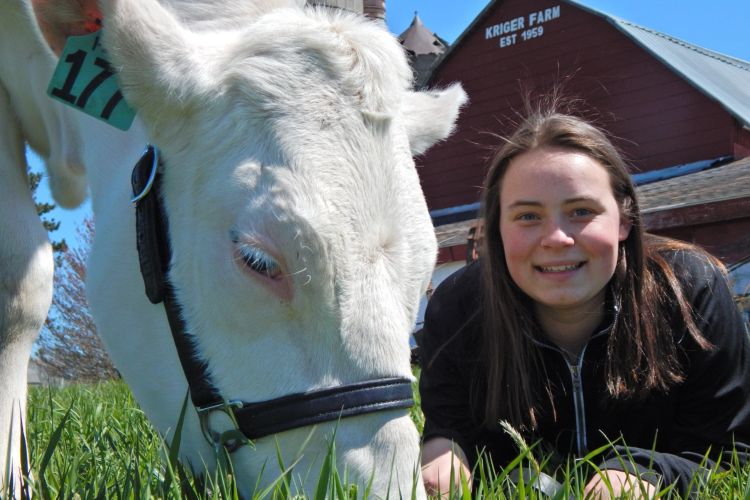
xmin=419 ymin=250 xmax=750 ymax=494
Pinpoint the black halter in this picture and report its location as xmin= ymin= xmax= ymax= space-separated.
xmin=130 ymin=145 xmax=414 ymax=451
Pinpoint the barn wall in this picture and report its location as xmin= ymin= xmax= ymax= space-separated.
xmin=437 ymin=244 xmax=468 ymax=265
xmin=652 ymin=218 xmax=750 ymax=265
xmin=735 ymin=123 xmax=750 ymax=158
xmin=419 ymin=0 xmax=735 ymax=211
xmin=645 ymin=196 xmax=750 ymax=264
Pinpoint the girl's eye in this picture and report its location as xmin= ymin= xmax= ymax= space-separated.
xmin=571 ymin=208 xmax=594 ymax=218
xmin=516 ymin=212 xmax=540 ymax=222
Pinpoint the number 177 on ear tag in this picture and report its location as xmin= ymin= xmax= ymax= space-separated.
xmin=47 ymin=31 xmax=136 ymax=131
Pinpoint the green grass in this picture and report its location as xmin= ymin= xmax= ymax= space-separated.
xmin=4 ymin=380 xmax=749 ymax=499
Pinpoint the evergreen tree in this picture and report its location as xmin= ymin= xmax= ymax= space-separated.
xmin=27 ymin=169 xmax=67 ymax=253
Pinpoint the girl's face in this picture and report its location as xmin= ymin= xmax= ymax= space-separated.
xmin=499 ymin=147 xmax=631 ymax=317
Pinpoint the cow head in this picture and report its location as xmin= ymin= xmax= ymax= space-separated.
xmin=33 ymin=0 xmax=467 ymax=495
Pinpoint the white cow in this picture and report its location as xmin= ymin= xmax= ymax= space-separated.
xmin=1 ymin=0 xmax=466 ymax=496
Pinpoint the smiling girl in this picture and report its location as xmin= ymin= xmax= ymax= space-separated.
xmin=419 ymin=111 xmax=750 ymax=497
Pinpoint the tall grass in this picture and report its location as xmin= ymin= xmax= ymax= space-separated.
xmin=24 ymin=382 xmax=175 ymax=498
xmin=5 ymin=380 xmax=749 ymax=499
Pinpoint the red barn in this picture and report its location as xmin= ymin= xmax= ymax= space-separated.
xmin=403 ymin=0 xmax=750 ymax=328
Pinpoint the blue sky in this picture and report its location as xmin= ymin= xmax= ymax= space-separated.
xmin=33 ymin=0 xmax=749 ymax=249
xmin=387 ymin=1 xmax=750 ymax=61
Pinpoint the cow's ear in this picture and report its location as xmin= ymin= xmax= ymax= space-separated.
xmin=401 ymin=84 xmax=468 ymax=156
xmin=32 ymin=0 xmax=104 ymax=55
xmin=97 ymin=0 xmax=220 ymax=127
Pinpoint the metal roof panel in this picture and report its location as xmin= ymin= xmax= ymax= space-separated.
xmin=429 ymin=1 xmax=750 ymax=126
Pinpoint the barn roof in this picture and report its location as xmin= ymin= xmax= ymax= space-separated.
xmin=638 ymin=156 xmax=750 ymax=213
xmin=398 ymin=13 xmax=448 ymax=56
xmin=399 ymin=13 xmax=449 ymax=88
xmin=430 ymin=0 xmax=750 ymax=126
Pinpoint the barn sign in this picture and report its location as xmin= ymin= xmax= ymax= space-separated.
xmin=484 ymin=4 xmax=561 ymax=48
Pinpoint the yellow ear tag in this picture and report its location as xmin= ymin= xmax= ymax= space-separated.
xmin=47 ymin=30 xmax=136 ymax=131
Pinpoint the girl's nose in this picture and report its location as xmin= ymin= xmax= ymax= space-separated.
xmin=540 ymin=221 xmax=575 ymax=248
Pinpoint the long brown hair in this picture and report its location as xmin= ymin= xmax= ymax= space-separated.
xmin=479 ymin=110 xmax=714 ymax=430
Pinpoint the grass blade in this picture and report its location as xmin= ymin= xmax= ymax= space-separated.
xmin=39 ymin=401 xmax=74 ymax=479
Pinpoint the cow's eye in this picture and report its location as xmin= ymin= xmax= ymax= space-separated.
xmin=237 ymin=245 xmax=281 ymax=279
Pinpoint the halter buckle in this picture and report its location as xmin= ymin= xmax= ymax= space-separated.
xmin=196 ymin=400 xmax=249 ymax=453
xmin=131 ymin=145 xmax=160 ymax=204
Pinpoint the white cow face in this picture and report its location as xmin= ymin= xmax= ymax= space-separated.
xmin=96 ymin=0 xmax=466 ymax=397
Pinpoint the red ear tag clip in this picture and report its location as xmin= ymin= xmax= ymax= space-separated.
xmin=82 ymin=18 xmax=103 ymax=34
xmin=56 ymin=2 xmax=104 ymax=36
xmin=80 ymin=0 xmax=104 ymax=34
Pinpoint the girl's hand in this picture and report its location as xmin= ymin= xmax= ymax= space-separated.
xmin=421 ymin=437 xmax=471 ymax=497
xmin=584 ymin=470 xmax=657 ymax=499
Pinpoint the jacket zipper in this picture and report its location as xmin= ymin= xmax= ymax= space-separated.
xmin=566 ymin=346 xmax=588 ymax=456
xmin=525 ymin=305 xmax=619 ymax=458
